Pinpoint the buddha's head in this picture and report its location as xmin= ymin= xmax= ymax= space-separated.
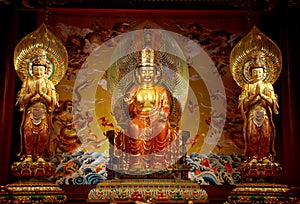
xmin=135 ymin=47 xmax=162 ymax=86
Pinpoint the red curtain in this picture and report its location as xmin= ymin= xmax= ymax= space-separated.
xmin=279 ymin=10 xmax=300 ymax=186
xmin=0 ymin=6 xmax=16 ymax=185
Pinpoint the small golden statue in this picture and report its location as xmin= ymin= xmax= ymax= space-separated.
xmin=4 ymin=23 xmax=68 ymax=204
xmin=227 ymin=26 xmax=289 ymax=204
xmin=16 ymin=51 xmax=59 ymax=163
xmin=238 ymin=50 xmax=279 ymax=164
xmin=11 ymin=23 xmax=68 ymax=179
xmin=230 ymin=26 xmax=282 ymax=180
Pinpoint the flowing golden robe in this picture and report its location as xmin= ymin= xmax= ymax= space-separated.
xmin=17 ymin=77 xmax=58 ymax=161
xmin=239 ymin=80 xmax=278 ymax=162
xmin=114 ymin=85 xmax=181 ymax=170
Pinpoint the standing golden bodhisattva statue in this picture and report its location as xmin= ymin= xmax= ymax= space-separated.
xmin=238 ymin=52 xmax=279 ymax=164
xmin=230 ymin=26 xmax=282 ymax=165
xmin=11 ymin=23 xmax=67 ymax=180
xmin=16 ymin=53 xmax=59 ymax=163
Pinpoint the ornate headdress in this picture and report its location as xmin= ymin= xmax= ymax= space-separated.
xmin=31 ymin=50 xmax=48 ymax=65
xmin=138 ymin=47 xmax=157 ymax=67
xmin=30 ymin=49 xmax=51 ymax=69
xmin=134 ymin=47 xmax=162 ymax=84
xmin=230 ymin=26 xmax=282 ymax=87
xmin=248 ymin=51 xmax=266 ymax=69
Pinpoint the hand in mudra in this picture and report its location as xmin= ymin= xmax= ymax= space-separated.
xmin=37 ymin=79 xmax=48 ymax=97
xmin=30 ymin=83 xmax=41 ymax=101
xmin=150 ymin=108 xmax=167 ymax=122
xmin=255 ymin=83 xmax=261 ymax=96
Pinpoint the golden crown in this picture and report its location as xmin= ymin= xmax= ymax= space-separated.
xmin=137 ymin=47 xmax=157 ymax=67
xmin=31 ymin=49 xmax=49 ymax=66
xmin=248 ymin=51 xmax=266 ymax=69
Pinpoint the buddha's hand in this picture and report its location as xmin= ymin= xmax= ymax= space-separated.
xmin=255 ymin=83 xmax=260 ymax=96
xmin=150 ymin=108 xmax=166 ymax=122
xmin=37 ymin=79 xmax=48 ymax=97
xmin=159 ymin=109 xmax=167 ymax=120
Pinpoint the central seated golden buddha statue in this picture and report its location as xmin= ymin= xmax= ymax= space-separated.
xmin=107 ymin=30 xmax=189 ymax=175
xmin=113 ymin=47 xmax=184 ymax=174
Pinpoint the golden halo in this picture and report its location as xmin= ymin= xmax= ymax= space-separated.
xmin=14 ymin=23 xmax=68 ymax=85
xmin=230 ymin=26 xmax=282 ymax=87
xmin=107 ymin=29 xmax=189 ymax=104
xmin=107 ymin=29 xmax=189 ymax=130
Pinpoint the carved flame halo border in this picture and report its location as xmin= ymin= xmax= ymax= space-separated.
xmin=14 ymin=23 xmax=68 ymax=85
xmin=230 ymin=26 xmax=282 ymax=88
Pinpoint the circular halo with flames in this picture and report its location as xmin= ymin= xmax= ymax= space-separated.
xmin=230 ymin=26 xmax=282 ymax=87
xmin=13 ymin=23 xmax=68 ymax=85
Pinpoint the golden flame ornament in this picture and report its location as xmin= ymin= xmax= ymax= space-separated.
xmin=230 ymin=26 xmax=282 ymax=87
xmin=14 ymin=23 xmax=68 ymax=85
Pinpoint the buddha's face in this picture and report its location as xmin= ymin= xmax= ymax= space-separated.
xmin=251 ymin=67 xmax=264 ymax=81
xmin=32 ymin=65 xmax=46 ymax=79
xmin=139 ymin=66 xmax=156 ymax=85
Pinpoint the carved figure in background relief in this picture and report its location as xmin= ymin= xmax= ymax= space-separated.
xmin=53 ymin=100 xmax=81 ymax=156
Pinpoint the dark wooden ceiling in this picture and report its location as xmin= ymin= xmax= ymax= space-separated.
xmin=0 ymin=0 xmax=299 ymax=11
